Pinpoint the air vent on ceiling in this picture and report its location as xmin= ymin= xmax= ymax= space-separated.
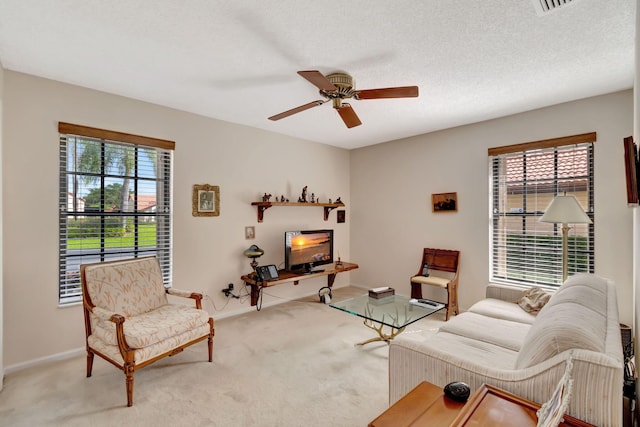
xmin=532 ymin=0 xmax=580 ymax=16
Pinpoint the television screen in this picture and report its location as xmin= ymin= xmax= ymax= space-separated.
xmin=284 ymin=229 xmax=333 ymax=273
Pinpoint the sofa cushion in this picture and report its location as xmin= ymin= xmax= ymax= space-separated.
xmin=467 ymin=298 xmax=536 ymax=325
xmin=439 ymin=312 xmax=530 ymax=351
xmin=394 ymin=331 xmax=519 ymax=370
xmin=84 ymin=257 xmax=168 ymax=317
xmin=91 ymin=303 xmax=211 ymax=349
xmin=561 ymin=272 xmax=609 ymax=293
xmin=89 ymin=322 xmax=212 ymax=364
xmin=515 ymin=298 xmax=606 ymax=369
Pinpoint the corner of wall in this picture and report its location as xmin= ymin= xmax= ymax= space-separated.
xmin=0 ymin=60 xmax=5 ymax=390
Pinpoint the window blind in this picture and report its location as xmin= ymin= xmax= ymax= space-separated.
xmin=58 ymin=123 xmax=173 ymax=304
xmin=489 ymin=140 xmax=594 ymax=288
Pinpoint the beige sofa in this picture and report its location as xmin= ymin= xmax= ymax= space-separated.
xmin=389 ymin=273 xmax=623 ymax=427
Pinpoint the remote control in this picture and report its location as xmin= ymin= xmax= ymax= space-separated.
xmin=409 ymin=298 xmax=444 ymax=309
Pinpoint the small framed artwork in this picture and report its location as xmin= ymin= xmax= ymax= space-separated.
xmin=245 ymin=226 xmax=255 ymax=240
xmin=337 ymin=210 xmax=346 ymax=223
xmin=192 ymin=184 xmax=220 ymax=217
xmin=432 ymin=192 xmax=458 ymax=212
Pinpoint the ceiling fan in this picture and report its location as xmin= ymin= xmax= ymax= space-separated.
xmin=268 ymin=70 xmax=419 ymax=128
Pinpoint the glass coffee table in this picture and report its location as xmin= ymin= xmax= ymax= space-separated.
xmin=329 ymin=294 xmax=444 ymax=345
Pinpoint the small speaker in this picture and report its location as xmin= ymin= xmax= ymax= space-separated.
xmin=318 ymin=286 xmax=332 ymax=304
xmin=621 ymin=323 xmax=633 ymax=359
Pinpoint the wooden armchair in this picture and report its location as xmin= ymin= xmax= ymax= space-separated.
xmin=410 ymin=248 xmax=460 ymax=320
xmin=81 ymin=256 xmax=215 ymax=406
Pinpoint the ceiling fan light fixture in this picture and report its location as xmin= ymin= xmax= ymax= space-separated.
xmin=268 ymin=70 xmax=418 ymax=128
xmin=531 ymin=0 xmax=580 ymax=16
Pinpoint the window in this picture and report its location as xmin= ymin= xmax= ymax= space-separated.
xmin=58 ymin=123 xmax=174 ymax=304
xmin=489 ymin=133 xmax=595 ymax=288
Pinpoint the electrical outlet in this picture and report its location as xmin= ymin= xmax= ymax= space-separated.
xmin=222 ymin=283 xmax=234 ymax=297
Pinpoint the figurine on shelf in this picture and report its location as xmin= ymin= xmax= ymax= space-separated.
xmin=328 ymin=198 xmax=332 ymax=204
xmin=262 ymin=193 xmax=272 ymax=202
xmin=310 ymin=193 xmax=316 ymax=203
xmin=335 ymin=257 xmax=343 ymax=268
xmin=335 ymin=197 xmax=342 ymax=204
xmin=280 ymin=195 xmax=285 ymax=202
xmin=298 ymin=186 xmax=308 ymax=203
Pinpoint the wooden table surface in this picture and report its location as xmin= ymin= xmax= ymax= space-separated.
xmin=368 ymin=381 xmax=466 ymax=427
xmin=369 ymin=382 xmax=595 ymax=427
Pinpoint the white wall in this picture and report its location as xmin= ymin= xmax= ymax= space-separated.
xmin=2 ymin=69 xmax=635 ymax=371
xmin=350 ymin=90 xmax=635 ymax=325
xmin=2 ymin=71 xmax=351 ymax=369
xmin=633 ymin=0 xmax=639 ymax=403
xmin=0 ymin=60 xmax=5 ymax=389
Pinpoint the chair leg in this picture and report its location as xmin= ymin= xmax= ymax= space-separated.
xmin=125 ymin=363 xmax=134 ymax=407
xmin=446 ymin=283 xmax=459 ymax=321
xmin=86 ymin=350 xmax=94 ymax=377
xmin=207 ymin=318 xmax=214 ymax=362
xmin=410 ymin=282 xmax=423 ymax=299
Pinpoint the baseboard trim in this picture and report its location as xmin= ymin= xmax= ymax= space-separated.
xmin=4 ymin=347 xmax=85 ymax=375
xmin=4 ymin=285 xmax=359 ymax=375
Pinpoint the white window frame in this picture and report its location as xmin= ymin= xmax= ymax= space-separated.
xmin=489 ymin=133 xmax=595 ymax=288
xmin=58 ymin=122 xmax=174 ymax=304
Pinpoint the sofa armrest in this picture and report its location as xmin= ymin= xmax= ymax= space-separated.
xmin=486 ymin=283 xmax=528 ymax=302
xmin=166 ymin=288 xmax=204 ymax=309
xmin=389 ymin=339 xmax=622 ymax=427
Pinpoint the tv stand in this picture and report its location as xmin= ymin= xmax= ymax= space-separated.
xmin=241 ymin=262 xmax=358 ymax=308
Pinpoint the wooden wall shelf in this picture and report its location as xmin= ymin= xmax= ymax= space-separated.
xmin=251 ymin=201 xmax=345 ymax=222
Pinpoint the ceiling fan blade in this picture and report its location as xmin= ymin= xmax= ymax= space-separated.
xmin=297 ymin=70 xmax=337 ymax=91
xmin=337 ymin=103 xmax=362 ymax=128
xmin=355 ymin=86 xmax=419 ymax=100
xmin=268 ymin=100 xmax=326 ymax=121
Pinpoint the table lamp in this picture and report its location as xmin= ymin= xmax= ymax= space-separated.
xmin=243 ymin=244 xmax=264 ymax=271
xmin=539 ymin=193 xmax=592 ymax=282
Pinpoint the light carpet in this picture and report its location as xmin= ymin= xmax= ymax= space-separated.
xmin=0 ymin=287 xmax=445 ymax=426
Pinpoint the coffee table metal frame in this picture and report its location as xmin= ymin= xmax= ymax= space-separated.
xmin=329 ymin=294 xmax=443 ymax=345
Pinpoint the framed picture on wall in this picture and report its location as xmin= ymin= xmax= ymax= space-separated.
xmin=192 ymin=184 xmax=220 ymax=217
xmin=432 ymin=192 xmax=458 ymax=212
xmin=623 ymin=136 xmax=639 ymax=205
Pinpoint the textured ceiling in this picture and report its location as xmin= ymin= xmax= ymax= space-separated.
xmin=0 ymin=0 xmax=635 ymax=149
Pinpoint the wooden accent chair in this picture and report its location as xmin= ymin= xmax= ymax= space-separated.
xmin=81 ymin=256 xmax=215 ymax=406
xmin=410 ymin=248 xmax=460 ymax=320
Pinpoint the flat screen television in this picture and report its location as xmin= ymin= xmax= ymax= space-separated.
xmin=284 ymin=229 xmax=334 ymax=273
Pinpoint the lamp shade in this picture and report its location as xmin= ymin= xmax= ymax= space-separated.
xmin=243 ymin=244 xmax=264 ymax=258
xmin=539 ymin=194 xmax=592 ymax=225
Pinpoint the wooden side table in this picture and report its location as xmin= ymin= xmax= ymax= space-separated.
xmin=370 ymin=381 xmax=596 ymax=427
xmin=451 ymin=384 xmax=595 ymax=427
xmin=368 ymin=381 xmax=466 ymax=427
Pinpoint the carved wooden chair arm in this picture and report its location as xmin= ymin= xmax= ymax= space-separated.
xmin=166 ymin=288 xmax=204 ymax=309
xmin=87 ymin=304 xmax=122 ymax=323
xmin=85 ymin=305 xmax=131 ymax=354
